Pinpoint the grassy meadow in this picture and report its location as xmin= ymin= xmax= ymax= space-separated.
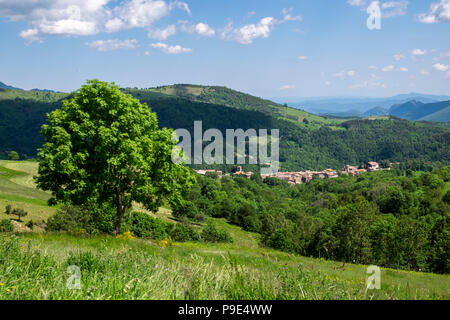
xmin=0 ymin=160 xmax=449 ymax=300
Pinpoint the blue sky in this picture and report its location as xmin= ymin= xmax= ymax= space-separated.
xmin=0 ymin=0 xmax=449 ymax=98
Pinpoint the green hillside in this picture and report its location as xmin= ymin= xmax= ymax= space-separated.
xmin=1 ymin=86 xmax=450 ymax=171
xmin=420 ymin=106 xmax=450 ymax=122
xmin=131 ymin=84 xmax=339 ymax=127
xmin=0 ymin=160 xmax=449 ymax=300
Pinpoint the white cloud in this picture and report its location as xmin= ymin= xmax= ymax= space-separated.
xmin=381 ymin=1 xmax=409 ymax=18
xmin=382 ymin=65 xmax=395 ymax=72
xmin=282 ymin=8 xmax=302 ymax=22
xmin=221 ymin=17 xmax=276 ymax=45
xmin=297 ymin=55 xmax=308 ymax=60
xmin=412 ymin=48 xmax=427 ymax=56
xmin=394 ymin=53 xmax=405 ymax=61
xmin=19 ymin=28 xmax=42 ymax=43
xmin=147 ymin=25 xmax=176 ymax=40
xmin=0 ymin=0 xmax=191 ymax=42
xmin=180 ymin=21 xmax=215 ymax=37
xmin=111 ymin=0 xmax=171 ymax=30
xmin=221 ymin=8 xmax=301 ymax=45
xmin=347 ymin=70 xmax=356 ymax=77
xmin=86 ymin=39 xmax=139 ymax=51
xmin=368 ymin=65 xmax=378 ymax=70
xmin=420 ymin=69 xmax=430 ymax=76
xmin=347 ymin=0 xmax=409 ymax=18
xmin=433 ymin=63 xmax=449 ymax=71
xmin=418 ymin=0 xmax=450 ymax=24
xmin=280 ymin=84 xmax=296 ymax=90
xmin=400 ymin=67 xmax=409 ymax=72
xmin=150 ymin=42 xmax=192 ymax=54
xmin=347 ymin=0 xmax=366 ymax=6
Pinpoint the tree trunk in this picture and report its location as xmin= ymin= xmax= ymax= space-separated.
xmin=114 ymin=189 xmax=124 ymax=235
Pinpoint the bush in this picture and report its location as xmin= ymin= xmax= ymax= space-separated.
xmin=172 ymin=201 xmax=198 ymax=220
xmin=25 ymin=220 xmax=34 ymax=230
xmin=201 ymin=220 xmax=233 ymax=243
xmin=46 ymin=205 xmax=91 ymax=233
xmin=168 ymin=222 xmax=201 ymax=242
xmin=122 ymin=211 xmax=170 ymax=240
xmin=5 ymin=205 xmax=11 ymax=215
xmin=0 ymin=219 xmax=14 ymax=233
xmin=46 ymin=204 xmax=115 ymax=234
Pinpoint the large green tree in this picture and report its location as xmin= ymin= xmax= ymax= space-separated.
xmin=35 ymin=80 xmax=194 ymax=234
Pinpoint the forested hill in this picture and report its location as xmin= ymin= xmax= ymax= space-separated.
xmin=0 ymin=85 xmax=449 ymax=171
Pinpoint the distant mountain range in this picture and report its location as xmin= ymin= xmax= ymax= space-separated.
xmin=390 ymin=100 xmax=450 ymax=122
xmin=0 ymin=81 xmax=22 ymax=91
xmin=0 ymin=81 xmax=58 ymax=93
xmin=279 ymin=93 xmax=450 ymax=119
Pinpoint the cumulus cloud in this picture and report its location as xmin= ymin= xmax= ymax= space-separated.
xmin=19 ymin=28 xmax=42 ymax=42
xmin=180 ymin=21 xmax=215 ymax=37
xmin=382 ymin=65 xmax=395 ymax=72
xmin=411 ymin=48 xmax=427 ymax=56
xmin=86 ymin=39 xmax=139 ymax=51
xmin=147 ymin=24 xmax=176 ymax=40
xmin=433 ymin=63 xmax=449 ymax=71
xmin=399 ymin=67 xmax=409 ymax=72
xmin=221 ymin=8 xmax=301 ymax=45
xmin=418 ymin=0 xmax=450 ymax=24
xmin=0 ymin=0 xmax=190 ymax=42
xmin=279 ymin=84 xmax=296 ymax=90
xmin=298 ymin=56 xmax=308 ymax=60
xmin=150 ymin=42 xmax=192 ymax=54
xmin=221 ymin=17 xmax=276 ymax=45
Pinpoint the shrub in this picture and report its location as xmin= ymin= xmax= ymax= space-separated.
xmin=46 ymin=205 xmax=91 ymax=233
xmin=0 ymin=219 xmax=14 ymax=233
xmin=122 ymin=211 xmax=170 ymax=240
xmin=25 ymin=220 xmax=34 ymax=230
xmin=201 ymin=220 xmax=233 ymax=243
xmin=172 ymin=201 xmax=198 ymax=220
xmin=46 ymin=204 xmax=115 ymax=234
xmin=168 ymin=222 xmax=201 ymax=242
xmin=5 ymin=205 xmax=11 ymax=215
xmin=116 ymin=231 xmax=135 ymax=241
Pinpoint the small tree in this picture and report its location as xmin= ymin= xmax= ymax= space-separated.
xmin=8 ymin=151 xmax=19 ymax=160
xmin=5 ymin=204 xmax=11 ymax=215
xmin=12 ymin=208 xmax=28 ymax=221
xmin=35 ymin=80 xmax=194 ymax=235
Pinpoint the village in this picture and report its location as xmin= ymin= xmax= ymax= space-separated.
xmin=195 ymin=161 xmax=388 ymax=185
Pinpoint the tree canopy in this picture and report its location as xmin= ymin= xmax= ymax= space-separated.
xmin=35 ymin=80 xmax=194 ymax=234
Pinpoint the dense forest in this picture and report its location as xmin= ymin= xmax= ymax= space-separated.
xmin=176 ymin=163 xmax=449 ymax=273
xmin=1 ymin=86 xmax=449 ymax=171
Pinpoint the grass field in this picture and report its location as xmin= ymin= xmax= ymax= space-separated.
xmin=0 ymin=161 xmax=449 ymax=300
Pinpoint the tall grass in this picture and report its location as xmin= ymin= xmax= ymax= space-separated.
xmin=0 ymin=234 xmax=446 ymax=300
